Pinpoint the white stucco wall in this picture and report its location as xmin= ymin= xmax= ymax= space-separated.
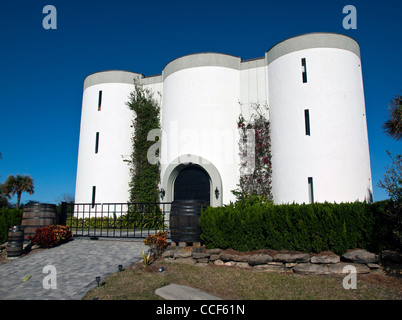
xmin=240 ymin=62 xmax=269 ymax=121
xmin=75 ymin=81 xmax=135 ymax=204
xmin=269 ymin=47 xmax=372 ymax=204
xmin=74 ymin=33 xmax=373 ymax=209
xmin=161 ymin=62 xmax=241 ymax=205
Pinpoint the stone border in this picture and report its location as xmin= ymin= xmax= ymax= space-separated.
xmin=162 ymin=247 xmax=401 ymax=275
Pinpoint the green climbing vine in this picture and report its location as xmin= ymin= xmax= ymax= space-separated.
xmin=232 ymin=103 xmax=272 ymax=202
xmin=126 ymin=81 xmax=161 ymax=203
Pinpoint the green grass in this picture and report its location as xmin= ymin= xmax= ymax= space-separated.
xmin=83 ymin=260 xmax=401 ymax=300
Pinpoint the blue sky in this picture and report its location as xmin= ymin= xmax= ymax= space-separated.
xmin=0 ymin=0 xmax=400 ymax=205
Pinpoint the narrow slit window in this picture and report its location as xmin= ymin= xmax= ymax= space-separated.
xmin=98 ymin=90 xmax=102 ymax=111
xmin=91 ymin=186 xmax=96 ymax=208
xmin=308 ymin=177 xmax=314 ymax=204
xmin=95 ymin=132 xmax=99 ymax=154
xmin=304 ymin=109 xmax=310 ymax=136
xmin=301 ymin=58 xmax=307 ymax=83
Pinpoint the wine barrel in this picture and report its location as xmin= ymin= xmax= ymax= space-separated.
xmin=7 ymin=226 xmax=24 ymax=258
xmin=169 ymin=200 xmax=208 ymax=243
xmin=21 ymin=203 xmax=57 ymax=240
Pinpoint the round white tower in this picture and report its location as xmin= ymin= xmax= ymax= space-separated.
xmin=267 ymin=33 xmax=372 ymax=204
xmin=75 ymin=70 xmax=142 ymax=205
xmin=160 ymin=53 xmax=242 ymax=206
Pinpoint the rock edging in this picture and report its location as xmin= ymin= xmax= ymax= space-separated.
xmin=162 ymin=247 xmax=401 ymax=275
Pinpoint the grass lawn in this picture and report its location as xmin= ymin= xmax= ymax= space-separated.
xmin=83 ymin=259 xmax=402 ymax=300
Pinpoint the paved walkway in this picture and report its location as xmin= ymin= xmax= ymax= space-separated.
xmin=0 ymin=237 xmax=149 ymax=300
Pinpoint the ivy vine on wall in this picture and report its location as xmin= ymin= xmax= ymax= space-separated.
xmin=232 ymin=103 xmax=272 ymax=202
xmin=126 ymin=81 xmax=161 ymax=203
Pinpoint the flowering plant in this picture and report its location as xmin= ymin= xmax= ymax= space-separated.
xmin=144 ymin=231 xmax=168 ymax=254
xmin=233 ymin=103 xmax=272 ymax=202
xmin=30 ymin=225 xmax=72 ymax=248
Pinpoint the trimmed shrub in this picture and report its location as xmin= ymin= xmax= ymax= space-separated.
xmin=0 ymin=207 xmax=23 ymax=243
xmin=67 ymin=211 xmax=165 ymax=230
xmin=30 ymin=225 xmax=72 ymax=248
xmin=200 ymin=198 xmax=397 ymax=255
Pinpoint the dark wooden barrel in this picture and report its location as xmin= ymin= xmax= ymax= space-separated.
xmin=7 ymin=226 xmax=24 ymax=258
xmin=169 ymin=200 xmax=208 ymax=243
xmin=21 ymin=203 xmax=57 ymax=240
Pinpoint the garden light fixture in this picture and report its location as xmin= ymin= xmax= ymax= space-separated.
xmin=96 ymin=276 xmax=101 ymax=287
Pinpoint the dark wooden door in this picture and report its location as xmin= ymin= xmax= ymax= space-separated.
xmin=174 ymin=166 xmax=210 ymax=206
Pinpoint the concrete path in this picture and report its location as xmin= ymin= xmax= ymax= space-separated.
xmin=0 ymin=237 xmax=149 ymax=300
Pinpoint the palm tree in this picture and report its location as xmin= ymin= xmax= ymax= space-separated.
xmin=2 ymin=174 xmax=35 ymax=209
xmin=383 ymin=94 xmax=402 ymax=140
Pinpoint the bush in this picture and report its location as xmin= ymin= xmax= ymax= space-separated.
xmin=367 ymin=199 xmax=401 ymax=251
xmin=67 ymin=210 xmax=165 ymax=230
xmin=200 ymin=198 xmax=397 ymax=255
xmin=0 ymin=207 xmax=23 ymax=243
xmin=144 ymin=231 xmax=169 ymax=254
xmin=30 ymin=225 xmax=72 ymax=248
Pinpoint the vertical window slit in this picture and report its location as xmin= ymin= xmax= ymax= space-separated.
xmin=308 ymin=177 xmax=314 ymax=204
xmin=98 ymin=90 xmax=102 ymax=111
xmin=304 ymin=109 xmax=310 ymax=136
xmin=301 ymin=58 xmax=307 ymax=83
xmin=95 ymin=132 xmax=99 ymax=154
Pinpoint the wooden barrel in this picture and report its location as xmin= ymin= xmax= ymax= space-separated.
xmin=169 ymin=200 xmax=208 ymax=243
xmin=7 ymin=226 xmax=24 ymax=258
xmin=21 ymin=203 xmax=57 ymax=240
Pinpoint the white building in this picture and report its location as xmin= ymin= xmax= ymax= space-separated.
xmin=75 ymin=33 xmax=373 ymax=207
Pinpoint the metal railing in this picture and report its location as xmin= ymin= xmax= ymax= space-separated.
xmin=64 ymin=202 xmax=171 ymax=239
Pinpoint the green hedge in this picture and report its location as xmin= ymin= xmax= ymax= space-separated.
xmin=199 ymin=199 xmax=397 ymax=255
xmin=67 ymin=211 xmax=165 ymax=230
xmin=0 ymin=207 xmax=23 ymax=243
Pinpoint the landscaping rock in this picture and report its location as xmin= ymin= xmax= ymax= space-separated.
xmin=273 ymin=253 xmax=310 ymax=263
xmin=285 ymin=263 xmax=298 ymax=268
xmin=173 ymin=257 xmax=196 ymax=265
xmin=253 ymin=264 xmax=287 ymax=273
xmin=209 ymin=254 xmax=220 ymax=261
xmin=366 ymin=263 xmax=381 ymax=269
xmin=207 ymin=248 xmax=222 ymax=255
xmin=293 ymin=263 xmax=325 ymax=274
xmin=341 ymin=250 xmax=379 ymax=264
xmin=219 ymin=252 xmax=250 ymax=262
xmin=235 ymin=262 xmax=252 ymax=269
xmin=293 ymin=262 xmax=370 ymax=275
xmin=329 ymin=263 xmax=370 ymax=274
xmin=214 ymin=259 xmax=224 ymax=266
xmin=248 ymin=254 xmax=273 ymax=266
xmin=192 ymin=252 xmax=210 ymax=259
xmin=310 ymin=255 xmax=340 ymax=264
xmin=173 ymin=250 xmax=192 ymax=259
xmin=196 ymin=258 xmax=210 ymax=264
xmin=162 ymin=250 xmax=174 ymax=258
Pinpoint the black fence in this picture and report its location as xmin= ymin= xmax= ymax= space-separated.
xmin=63 ymin=202 xmax=172 ymax=239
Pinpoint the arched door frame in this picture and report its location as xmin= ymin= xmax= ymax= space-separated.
xmin=161 ymin=154 xmax=223 ymax=207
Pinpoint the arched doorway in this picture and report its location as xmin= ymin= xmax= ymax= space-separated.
xmin=174 ymin=165 xmax=211 ymax=206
